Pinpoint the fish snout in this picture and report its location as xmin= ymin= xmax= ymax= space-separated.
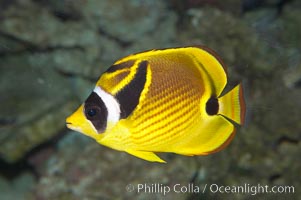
xmin=66 ymin=121 xmax=73 ymax=128
xmin=66 ymin=116 xmax=74 ymax=129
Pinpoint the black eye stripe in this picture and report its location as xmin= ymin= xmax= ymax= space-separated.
xmin=84 ymin=92 xmax=108 ymax=133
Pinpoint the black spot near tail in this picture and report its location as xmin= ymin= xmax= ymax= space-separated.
xmin=116 ymin=60 xmax=148 ymax=119
xmin=206 ymin=96 xmax=219 ymax=115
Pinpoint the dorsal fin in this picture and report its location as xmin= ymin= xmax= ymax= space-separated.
xmin=116 ymin=60 xmax=148 ymax=119
xmin=105 ymin=60 xmax=135 ymax=73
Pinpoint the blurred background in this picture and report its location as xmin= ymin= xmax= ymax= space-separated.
xmin=0 ymin=0 xmax=300 ymax=199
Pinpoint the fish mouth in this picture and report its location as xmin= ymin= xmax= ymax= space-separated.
xmin=66 ymin=121 xmax=82 ymax=132
xmin=66 ymin=122 xmax=73 ymax=129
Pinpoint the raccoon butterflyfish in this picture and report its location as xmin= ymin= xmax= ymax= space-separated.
xmin=66 ymin=46 xmax=246 ymax=163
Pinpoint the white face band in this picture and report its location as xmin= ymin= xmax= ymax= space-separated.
xmin=93 ymin=87 xmax=120 ymax=124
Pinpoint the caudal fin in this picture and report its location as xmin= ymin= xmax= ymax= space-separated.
xmin=218 ymin=83 xmax=246 ymax=125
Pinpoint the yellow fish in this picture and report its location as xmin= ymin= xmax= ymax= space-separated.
xmin=66 ymin=46 xmax=246 ymax=163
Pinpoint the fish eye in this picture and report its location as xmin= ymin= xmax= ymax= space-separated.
xmin=85 ymin=106 xmax=100 ymax=119
xmin=87 ymin=108 xmax=97 ymax=117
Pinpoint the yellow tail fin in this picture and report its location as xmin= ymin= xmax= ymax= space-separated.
xmin=218 ymin=84 xmax=246 ymax=125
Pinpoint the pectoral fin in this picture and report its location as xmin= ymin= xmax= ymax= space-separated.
xmin=126 ymin=149 xmax=166 ymax=163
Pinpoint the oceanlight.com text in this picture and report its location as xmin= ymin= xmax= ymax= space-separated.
xmin=125 ymin=183 xmax=295 ymax=196
xmin=209 ymin=183 xmax=294 ymax=195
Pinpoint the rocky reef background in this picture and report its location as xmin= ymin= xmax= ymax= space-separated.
xmin=0 ymin=0 xmax=300 ymax=199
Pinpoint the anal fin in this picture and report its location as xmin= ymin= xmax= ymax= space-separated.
xmin=126 ymin=149 xmax=166 ymax=163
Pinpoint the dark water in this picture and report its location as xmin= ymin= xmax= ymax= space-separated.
xmin=0 ymin=0 xmax=300 ymax=199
